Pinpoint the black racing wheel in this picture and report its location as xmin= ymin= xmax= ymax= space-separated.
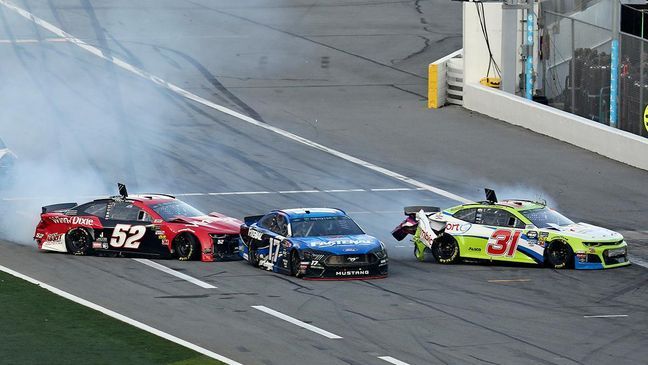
xmin=174 ymin=233 xmax=198 ymax=261
xmin=65 ymin=228 xmax=92 ymax=256
xmin=247 ymin=241 xmax=260 ymax=267
xmin=545 ymin=240 xmax=574 ymax=269
xmin=431 ymin=234 xmax=460 ymax=264
xmin=290 ymin=250 xmax=302 ymax=277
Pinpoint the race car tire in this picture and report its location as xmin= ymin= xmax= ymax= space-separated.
xmin=431 ymin=234 xmax=460 ymax=264
xmin=247 ymin=242 xmax=260 ymax=267
xmin=290 ymin=250 xmax=302 ymax=278
xmin=174 ymin=233 xmax=198 ymax=261
xmin=65 ymin=228 xmax=92 ymax=256
xmin=545 ymin=240 xmax=574 ymax=269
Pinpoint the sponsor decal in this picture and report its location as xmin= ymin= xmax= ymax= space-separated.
xmin=153 ymin=219 xmax=163 ymax=224
xmin=35 ymin=233 xmax=44 ymax=239
xmin=248 ymin=229 xmax=263 ymax=240
xmin=445 ymin=222 xmax=472 ymax=233
xmin=343 ymin=247 xmax=358 ymax=252
xmin=155 ymin=230 xmax=165 ymax=235
xmin=335 ymin=270 xmax=369 ymax=276
xmin=347 ymin=256 xmax=359 ymax=262
xmin=527 ymin=231 xmax=538 ymax=239
xmin=312 ymin=239 xmax=374 ymax=247
xmin=46 ymin=233 xmax=63 ymax=242
xmin=49 ymin=216 xmax=95 ymax=225
xmin=92 ymin=242 xmax=102 ymax=249
xmin=468 ymin=247 xmax=482 ymax=252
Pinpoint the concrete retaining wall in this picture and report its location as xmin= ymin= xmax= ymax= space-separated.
xmin=464 ymin=82 xmax=648 ymax=171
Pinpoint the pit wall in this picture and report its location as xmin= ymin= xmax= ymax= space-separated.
xmin=461 ymin=2 xmax=648 ymax=171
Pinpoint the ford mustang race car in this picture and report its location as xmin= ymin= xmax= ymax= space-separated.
xmin=392 ymin=189 xmax=630 ymax=270
xmin=34 ymin=184 xmax=242 ymax=262
xmin=240 ymin=208 xmax=388 ymax=279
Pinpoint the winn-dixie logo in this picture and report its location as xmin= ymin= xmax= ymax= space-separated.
xmin=335 ymin=270 xmax=369 ymax=276
xmin=49 ymin=216 xmax=95 ymax=225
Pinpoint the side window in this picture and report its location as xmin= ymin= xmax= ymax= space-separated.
xmin=481 ymin=208 xmax=524 ymax=228
xmin=108 ymin=202 xmax=141 ymax=221
xmin=76 ymin=202 xmax=108 ymax=218
xmin=258 ymin=214 xmax=277 ymax=231
xmin=275 ymin=215 xmax=288 ymax=236
xmin=453 ymin=208 xmax=477 ymax=223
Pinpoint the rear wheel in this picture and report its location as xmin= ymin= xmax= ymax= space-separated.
xmin=290 ymin=250 xmax=302 ymax=277
xmin=431 ymin=234 xmax=460 ymax=264
xmin=247 ymin=241 xmax=260 ymax=267
xmin=174 ymin=233 xmax=198 ymax=261
xmin=65 ymin=228 xmax=92 ymax=256
xmin=545 ymin=240 xmax=574 ymax=269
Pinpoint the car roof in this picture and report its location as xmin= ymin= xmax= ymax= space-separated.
xmin=86 ymin=194 xmax=176 ymax=205
xmin=277 ymin=208 xmax=346 ymax=219
xmin=452 ymin=200 xmax=546 ymax=212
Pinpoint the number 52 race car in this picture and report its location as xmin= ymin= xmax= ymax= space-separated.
xmin=34 ymin=184 xmax=242 ymax=262
xmin=240 ymin=208 xmax=389 ymax=279
xmin=392 ymin=189 xmax=630 ymax=270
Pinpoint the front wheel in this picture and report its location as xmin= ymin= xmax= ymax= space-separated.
xmin=545 ymin=240 xmax=574 ymax=269
xmin=174 ymin=234 xmax=198 ymax=261
xmin=247 ymin=241 xmax=260 ymax=267
xmin=290 ymin=250 xmax=302 ymax=277
xmin=65 ymin=228 xmax=92 ymax=255
xmin=431 ymin=234 xmax=460 ymax=264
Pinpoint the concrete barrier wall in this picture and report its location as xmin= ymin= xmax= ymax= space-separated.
xmin=464 ymin=82 xmax=648 ymax=171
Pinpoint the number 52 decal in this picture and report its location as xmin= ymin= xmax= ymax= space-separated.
xmin=487 ymin=229 xmax=521 ymax=257
xmin=110 ymin=224 xmax=147 ymax=249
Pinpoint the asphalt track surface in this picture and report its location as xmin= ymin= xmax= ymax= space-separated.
xmin=1 ymin=1 xmax=648 ymax=364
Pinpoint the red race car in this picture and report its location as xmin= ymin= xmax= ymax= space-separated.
xmin=34 ymin=184 xmax=242 ymax=262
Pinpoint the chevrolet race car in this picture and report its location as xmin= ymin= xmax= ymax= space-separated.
xmin=240 ymin=208 xmax=389 ymax=279
xmin=392 ymin=189 xmax=630 ymax=270
xmin=34 ymin=184 xmax=242 ymax=262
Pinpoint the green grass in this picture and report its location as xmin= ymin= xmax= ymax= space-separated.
xmin=0 ymin=271 xmax=226 ymax=365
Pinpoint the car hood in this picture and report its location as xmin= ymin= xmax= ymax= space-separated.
xmin=290 ymin=234 xmax=381 ymax=254
xmin=544 ymin=222 xmax=623 ymax=241
xmin=171 ymin=215 xmax=242 ymax=234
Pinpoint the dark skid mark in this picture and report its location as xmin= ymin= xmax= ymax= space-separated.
xmin=153 ymin=45 xmax=265 ymax=122
xmin=155 ymin=294 xmax=210 ymax=299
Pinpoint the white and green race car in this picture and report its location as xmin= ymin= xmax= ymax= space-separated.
xmin=392 ymin=189 xmax=630 ymax=269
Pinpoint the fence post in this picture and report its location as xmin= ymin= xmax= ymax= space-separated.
xmin=525 ymin=2 xmax=535 ymax=100
xmin=571 ymin=19 xmax=576 ymax=114
xmin=610 ymin=1 xmax=620 ymax=128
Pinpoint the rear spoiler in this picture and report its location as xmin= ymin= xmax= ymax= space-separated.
xmin=42 ymin=203 xmax=77 ymax=214
xmin=243 ymin=215 xmax=264 ymax=226
xmin=404 ymin=206 xmax=440 ymax=217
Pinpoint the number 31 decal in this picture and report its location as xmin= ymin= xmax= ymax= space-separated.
xmin=487 ymin=229 xmax=521 ymax=257
xmin=110 ymin=224 xmax=146 ymax=249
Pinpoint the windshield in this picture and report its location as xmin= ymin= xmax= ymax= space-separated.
xmin=291 ymin=216 xmax=364 ymax=237
xmin=520 ymin=207 xmax=574 ymax=228
xmin=150 ymin=200 xmax=204 ymax=221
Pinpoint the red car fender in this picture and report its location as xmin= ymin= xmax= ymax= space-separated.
xmin=164 ymin=225 xmax=214 ymax=262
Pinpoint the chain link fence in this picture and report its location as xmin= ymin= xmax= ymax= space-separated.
xmin=540 ymin=10 xmax=613 ymax=124
xmin=619 ymin=30 xmax=648 ymax=137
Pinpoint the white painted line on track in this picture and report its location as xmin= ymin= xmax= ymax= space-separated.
xmin=133 ymin=259 xmax=216 ymax=289
xmin=251 ymin=305 xmax=342 ymax=339
xmin=0 ymin=264 xmax=242 ymax=365
xmin=583 ymin=314 xmax=628 ymax=318
xmin=378 ymin=356 xmax=412 ymax=365
xmin=0 ymin=0 xmax=472 ymax=205
xmin=1 ymin=187 xmax=421 ymax=201
xmin=630 ymin=256 xmax=648 ymax=269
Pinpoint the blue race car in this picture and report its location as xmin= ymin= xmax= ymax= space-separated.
xmin=239 ymin=208 xmax=388 ymax=280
